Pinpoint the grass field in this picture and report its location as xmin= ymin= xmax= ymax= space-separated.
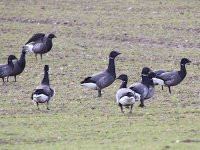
xmin=0 ymin=0 xmax=200 ymax=149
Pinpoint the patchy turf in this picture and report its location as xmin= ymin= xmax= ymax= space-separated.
xmin=0 ymin=0 xmax=200 ymax=149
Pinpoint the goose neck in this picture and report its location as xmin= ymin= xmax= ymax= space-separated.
xmin=107 ymin=57 xmax=116 ymax=77
xmin=41 ymin=71 xmax=50 ymax=86
xmin=119 ymin=80 xmax=127 ymax=89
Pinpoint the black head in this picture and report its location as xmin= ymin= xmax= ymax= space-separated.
xmin=180 ymin=58 xmax=191 ymax=65
xmin=141 ymin=67 xmax=152 ymax=76
xmin=148 ymin=71 xmax=157 ymax=79
xmin=44 ymin=65 xmax=49 ymax=72
xmin=48 ymin=33 xmax=57 ymax=39
xmin=109 ymin=50 xmax=121 ymax=59
xmin=22 ymin=46 xmax=28 ymax=54
xmin=8 ymin=55 xmax=17 ymax=62
xmin=116 ymin=74 xmax=128 ymax=82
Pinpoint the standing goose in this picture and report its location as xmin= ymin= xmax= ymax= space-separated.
xmin=7 ymin=47 xmax=27 ymax=82
xmin=0 ymin=55 xmax=14 ymax=83
xmin=81 ymin=50 xmax=121 ymax=97
xmin=24 ymin=33 xmax=56 ymax=60
xmin=116 ymin=74 xmax=140 ymax=113
xmin=129 ymin=67 xmax=156 ymax=107
xmin=152 ymin=58 xmax=191 ymax=94
xmin=31 ymin=65 xmax=55 ymax=110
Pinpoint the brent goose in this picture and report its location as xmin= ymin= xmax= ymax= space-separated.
xmin=7 ymin=47 xmax=27 ymax=82
xmin=31 ymin=65 xmax=55 ymax=110
xmin=81 ymin=50 xmax=121 ymax=97
xmin=24 ymin=33 xmax=56 ymax=60
xmin=129 ymin=67 xmax=156 ymax=107
xmin=116 ymin=74 xmax=140 ymax=113
xmin=0 ymin=55 xmax=14 ymax=83
xmin=152 ymin=58 xmax=191 ymax=94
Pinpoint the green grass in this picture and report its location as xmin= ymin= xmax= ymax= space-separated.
xmin=0 ymin=0 xmax=200 ymax=149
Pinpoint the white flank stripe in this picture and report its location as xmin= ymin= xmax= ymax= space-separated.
xmin=135 ymin=93 xmax=141 ymax=101
xmin=153 ymin=78 xmax=165 ymax=86
xmin=33 ymin=94 xmax=48 ymax=103
xmin=25 ymin=44 xmax=34 ymax=52
xmin=81 ymin=83 xmax=97 ymax=90
xmin=119 ymin=96 xmax=135 ymax=106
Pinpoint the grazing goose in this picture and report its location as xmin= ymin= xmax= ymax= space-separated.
xmin=31 ymin=65 xmax=55 ymax=110
xmin=116 ymin=74 xmax=140 ymax=113
xmin=152 ymin=58 xmax=191 ymax=94
xmin=81 ymin=50 xmax=121 ymax=97
xmin=129 ymin=67 xmax=156 ymax=107
xmin=24 ymin=33 xmax=56 ymax=60
xmin=0 ymin=55 xmax=14 ymax=83
xmin=7 ymin=47 xmax=27 ymax=82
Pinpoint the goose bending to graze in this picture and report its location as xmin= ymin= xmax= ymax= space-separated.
xmin=7 ymin=47 xmax=27 ymax=82
xmin=31 ymin=65 xmax=55 ymax=110
xmin=81 ymin=51 xmax=121 ymax=97
xmin=24 ymin=33 xmax=56 ymax=60
xmin=116 ymin=74 xmax=140 ymax=114
xmin=0 ymin=55 xmax=14 ymax=83
xmin=152 ymin=58 xmax=191 ymax=94
xmin=129 ymin=67 xmax=156 ymax=107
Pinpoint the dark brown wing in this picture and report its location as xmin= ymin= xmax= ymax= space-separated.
xmin=25 ymin=33 xmax=45 ymax=44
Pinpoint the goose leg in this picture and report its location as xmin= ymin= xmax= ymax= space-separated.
xmin=14 ymin=76 xmax=17 ymax=82
xmin=7 ymin=76 xmax=9 ymax=82
xmin=40 ymin=54 xmax=42 ymax=60
xmin=130 ymin=104 xmax=133 ymax=113
xmin=37 ymin=102 xmax=40 ymax=110
xmin=168 ymin=86 xmax=171 ymax=94
xmin=98 ymin=89 xmax=101 ymax=97
xmin=162 ymin=86 xmax=164 ymax=90
xmin=119 ymin=103 xmax=124 ymax=114
xmin=2 ymin=78 xmax=5 ymax=83
xmin=47 ymin=101 xmax=50 ymax=110
xmin=139 ymin=100 xmax=145 ymax=108
xmin=35 ymin=54 xmax=37 ymax=60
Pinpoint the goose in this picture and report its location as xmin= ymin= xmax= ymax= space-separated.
xmin=24 ymin=33 xmax=56 ymax=60
xmin=0 ymin=55 xmax=14 ymax=83
xmin=31 ymin=65 xmax=55 ymax=110
xmin=7 ymin=47 xmax=27 ymax=82
xmin=129 ymin=67 xmax=156 ymax=107
xmin=152 ymin=58 xmax=191 ymax=94
xmin=116 ymin=74 xmax=140 ymax=113
xmin=80 ymin=50 xmax=121 ymax=97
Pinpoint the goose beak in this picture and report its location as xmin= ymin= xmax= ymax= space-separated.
xmin=188 ymin=60 xmax=192 ymax=65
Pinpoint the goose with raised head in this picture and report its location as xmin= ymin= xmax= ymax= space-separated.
xmin=7 ymin=47 xmax=27 ymax=82
xmin=129 ymin=67 xmax=156 ymax=107
xmin=24 ymin=33 xmax=56 ymax=60
xmin=116 ymin=74 xmax=140 ymax=113
xmin=0 ymin=55 xmax=14 ymax=83
xmin=152 ymin=58 xmax=191 ymax=94
xmin=81 ymin=50 xmax=121 ymax=97
xmin=31 ymin=65 xmax=55 ymax=110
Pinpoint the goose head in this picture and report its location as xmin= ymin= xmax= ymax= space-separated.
xmin=8 ymin=55 xmax=17 ymax=61
xmin=22 ymin=46 xmax=28 ymax=54
xmin=109 ymin=51 xmax=121 ymax=59
xmin=141 ymin=67 xmax=152 ymax=77
xmin=148 ymin=72 xmax=157 ymax=79
xmin=44 ymin=65 xmax=49 ymax=72
xmin=8 ymin=55 xmax=16 ymax=65
xmin=116 ymin=74 xmax=128 ymax=82
xmin=48 ymin=33 xmax=57 ymax=39
xmin=181 ymin=58 xmax=191 ymax=65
